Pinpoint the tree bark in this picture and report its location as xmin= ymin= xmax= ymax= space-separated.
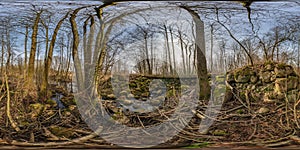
xmin=85 ymin=15 xmax=95 ymax=89
xmin=27 ymin=11 xmax=42 ymax=88
xmin=40 ymin=13 xmax=69 ymax=98
xmin=70 ymin=8 xmax=85 ymax=92
xmin=24 ymin=26 xmax=29 ymax=70
xmin=178 ymin=30 xmax=186 ymax=74
xmin=180 ymin=6 xmax=210 ymax=100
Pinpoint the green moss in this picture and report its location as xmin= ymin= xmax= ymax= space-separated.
xmin=181 ymin=85 xmax=190 ymax=91
xmin=264 ymin=60 xmax=275 ymax=65
xmin=277 ymin=62 xmax=287 ymax=69
xmin=49 ymin=126 xmax=74 ymax=138
xmin=46 ymin=99 xmax=56 ymax=105
xmin=212 ymin=129 xmax=227 ymax=136
xmin=213 ymin=85 xmax=226 ymax=97
xmin=236 ymin=109 xmax=244 ymax=114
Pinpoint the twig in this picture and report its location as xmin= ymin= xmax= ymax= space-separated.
xmin=289 ymin=135 xmax=300 ymax=144
xmin=265 ymin=140 xmax=291 ymax=147
xmin=293 ymin=99 xmax=300 ymax=129
xmin=247 ymin=123 xmax=257 ymax=140
xmin=261 ymin=129 xmax=296 ymax=144
xmin=10 ymin=126 xmax=103 ymax=147
xmin=225 ymin=105 xmax=244 ymax=114
xmin=5 ymin=72 xmax=20 ymax=132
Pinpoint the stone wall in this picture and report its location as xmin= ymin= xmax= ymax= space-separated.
xmin=226 ymin=62 xmax=300 ymax=105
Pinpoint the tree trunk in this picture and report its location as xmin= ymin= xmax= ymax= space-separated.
xmin=144 ymin=33 xmax=151 ymax=75
xmin=163 ymin=24 xmax=172 ymax=75
xmin=85 ymin=16 xmax=95 ymax=89
xmin=178 ymin=30 xmax=186 ymax=74
xmin=70 ymin=9 xmax=85 ymax=92
xmin=27 ymin=11 xmax=42 ymax=89
xmin=170 ymin=27 xmax=176 ymax=75
xmin=40 ymin=13 xmax=69 ymax=98
xmin=180 ymin=6 xmax=210 ymax=100
xmin=210 ymin=24 xmax=214 ymax=72
xmin=1 ymin=35 xmax=4 ymax=74
xmin=5 ymin=30 xmax=11 ymax=70
xmin=24 ymin=25 xmax=29 ymax=71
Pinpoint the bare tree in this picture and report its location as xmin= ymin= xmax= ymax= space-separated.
xmin=40 ymin=12 xmax=69 ymax=98
xmin=180 ymin=5 xmax=210 ymax=99
xmin=27 ymin=9 xmax=42 ymax=89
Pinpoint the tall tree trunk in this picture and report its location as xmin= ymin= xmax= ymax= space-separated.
xmin=70 ymin=8 xmax=85 ymax=92
xmin=5 ymin=30 xmax=11 ymax=70
xmin=24 ymin=25 xmax=29 ymax=71
xmin=163 ymin=25 xmax=172 ymax=75
xmin=1 ymin=35 xmax=4 ymax=74
xmin=144 ymin=33 xmax=151 ymax=75
xmin=210 ymin=24 xmax=214 ymax=72
xmin=27 ymin=11 xmax=42 ymax=89
xmin=40 ymin=13 xmax=69 ymax=98
xmin=178 ymin=30 xmax=186 ymax=74
xmin=150 ymin=35 xmax=154 ymax=74
xmin=180 ymin=6 xmax=210 ymax=100
xmin=85 ymin=15 xmax=95 ymax=89
xmin=170 ymin=27 xmax=176 ymax=75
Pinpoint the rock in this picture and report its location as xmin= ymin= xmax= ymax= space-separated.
xmin=181 ymin=85 xmax=190 ymax=91
xmin=257 ymin=107 xmax=270 ymax=114
xmin=275 ymin=78 xmax=287 ymax=94
xmin=285 ymin=65 xmax=295 ymax=76
xmin=263 ymin=93 xmax=277 ymax=103
xmin=29 ymin=103 xmax=45 ymax=119
xmin=127 ymin=94 xmax=135 ymax=99
xmin=150 ymin=99 xmax=161 ymax=106
xmin=212 ymin=129 xmax=227 ymax=136
xmin=68 ymin=105 xmax=77 ymax=111
xmin=250 ymin=75 xmax=258 ymax=83
xmin=287 ymin=76 xmax=299 ymax=90
xmin=49 ymin=126 xmax=74 ymax=138
xmin=215 ymin=75 xmax=225 ymax=84
xmin=287 ymin=90 xmax=299 ymax=102
xmin=141 ymin=92 xmax=149 ymax=98
xmin=120 ymin=99 xmax=133 ymax=106
xmin=120 ymin=90 xmax=128 ymax=96
xmin=275 ymin=65 xmax=287 ymax=77
xmin=265 ymin=63 xmax=274 ymax=71
xmin=260 ymin=71 xmax=273 ymax=83
xmin=132 ymin=103 xmax=141 ymax=109
xmin=226 ymin=73 xmax=235 ymax=83
xmin=235 ymin=74 xmax=250 ymax=83
xmin=107 ymin=94 xmax=116 ymax=100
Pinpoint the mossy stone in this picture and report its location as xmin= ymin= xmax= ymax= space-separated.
xmin=275 ymin=78 xmax=287 ymax=94
xmin=274 ymin=67 xmax=286 ymax=77
xmin=265 ymin=63 xmax=274 ymax=71
xmin=30 ymin=103 xmax=45 ymax=118
xmin=150 ymin=99 xmax=161 ymax=106
xmin=212 ymin=129 xmax=227 ymax=136
xmin=250 ymin=75 xmax=258 ymax=83
xmin=107 ymin=94 xmax=116 ymax=100
xmin=236 ymin=74 xmax=250 ymax=83
xmin=260 ymin=71 xmax=272 ymax=83
xmin=120 ymin=99 xmax=133 ymax=106
xmin=287 ymin=76 xmax=299 ymax=90
xmin=49 ymin=126 xmax=74 ymax=138
xmin=263 ymin=93 xmax=277 ymax=103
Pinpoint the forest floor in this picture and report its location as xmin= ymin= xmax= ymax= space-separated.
xmin=0 ymin=67 xmax=300 ymax=149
